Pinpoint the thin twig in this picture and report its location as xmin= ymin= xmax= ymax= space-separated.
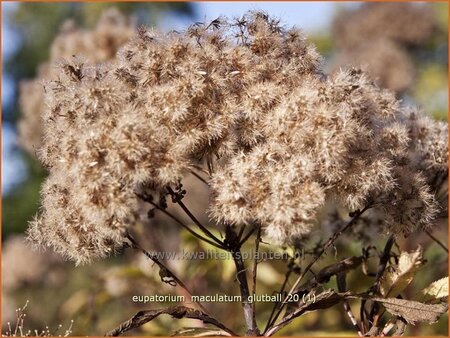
xmin=167 ymin=187 xmax=224 ymax=246
xmin=189 ymin=169 xmax=209 ymax=185
xmin=381 ymin=319 xmax=396 ymax=336
xmin=149 ymin=200 xmax=223 ymax=249
xmin=343 ymin=298 xmax=362 ymax=336
xmin=360 ymin=299 xmax=367 ymax=335
xmin=368 ymin=235 xmax=395 ymax=329
xmin=105 ymin=305 xmax=237 ymax=336
xmin=264 ymin=267 xmax=293 ymax=332
xmin=225 ymin=225 xmax=259 ymax=335
xmin=237 ymin=224 xmax=246 ymax=241
xmin=206 ymin=156 xmax=215 ymax=176
xmin=373 ymin=235 xmax=395 ymax=292
xmin=136 ymin=193 xmax=224 ymax=250
xmin=337 ymin=272 xmax=362 ymax=336
xmin=239 ymin=226 xmax=257 ymax=246
xmin=191 ymin=164 xmax=211 ymax=177
xmin=264 ymin=290 xmax=344 ymax=336
xmin=264 ymin=205 xmax=371 ymax=334
xmin=251 ymin=227 xmax=262 ymax=326
xmin=126 ymin=234 xmax=208 ymax=314
xmin=425 ymin=229 xmax=448 ymax=253
xmin=301 ymin=256 xmax=363 ymax=291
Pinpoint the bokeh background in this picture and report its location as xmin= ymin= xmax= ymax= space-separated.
xmin=2 ymin=2 xmax=448 ymax=336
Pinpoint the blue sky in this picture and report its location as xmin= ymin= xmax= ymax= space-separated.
xmin=196 ymin=2 xmax=342 ymax=32
xmin=162 ymin=2 xmax=350 ymax=33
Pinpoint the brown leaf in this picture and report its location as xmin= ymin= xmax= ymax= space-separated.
xmin=287 ymin=256 xmax=362 ymax=313
xmin=380 ymin=246 xmax=424 ymax=297
xmin=266 ymin=289 xmax=346 ymax=336
xmin=371 ymin=297 xmax=448 ymax=324
xmin=174 ymin=327 xmax=232 ymax=336
xmin=415 ymin=277 xmax=449 ymax=304
xmin=105 ymin=306 xmax=236 ymax=336
xmin=307 ymin=256 xmax=363 ymax=288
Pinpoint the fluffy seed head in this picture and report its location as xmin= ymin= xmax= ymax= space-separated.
xmin=26 ymin=11 xmax=447 ymax=263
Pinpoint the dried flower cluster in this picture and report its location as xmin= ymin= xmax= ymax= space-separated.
xmin=27 ymin=12 xmax=448 ymax=264
xmin=331 ymin=3 xmax=437 ymax=93
xmin=18 ymin=8 xmax=135 ymax=155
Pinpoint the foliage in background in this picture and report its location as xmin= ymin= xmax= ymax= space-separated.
xmin=312 ymin=3 xmax=448 ymax=121
xmin=2 ymin=3 xmax=448 ymax=336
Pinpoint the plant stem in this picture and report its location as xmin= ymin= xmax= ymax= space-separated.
xmin=167 ymin=187 xmax=224 ymax=246
xmin=372 ymin=235 xmax=395 ymax=292
xmin=189 ymin=169 xmax=209 ymax=185
xmin=251 ymin=228 xmax=262 ymax=326
xmin=239 ymin=226 xmax=256 ymax=246
xmin=367 ymin=235 xmax=394 ymax=329
xmin=233 ymin=249 xmax=259 ymax=335
xmin=136 ymin=193 xmax=224 ymax=250
xmin=264 ymin=205 xmax=371 ymax=333
xmin=337 ymin=272 xmax=362 ymax=336
xmin=360 ymin=300 xmax=367 ymax=335
xmin=191 ymin=164 xmax=211 ymax=177
xmin=425 ymin=229 xmax=448 ymax=253
xmin=237 ymin=224 xmax=246 ymax=241
xmin=106 ymin=306 xmax=238 ymax=337
xmin=225 ymin=225 xmax=259 ymax=335
xmin=264 ymin=268 xmax=292 ymax=332
xmin=126 ymin=234 xmax=209 ymax=314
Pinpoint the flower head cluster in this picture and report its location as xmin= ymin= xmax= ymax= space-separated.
xmin=18 ymin=8 xmax=135 ymax=155
xmin=211 ymin=69 xmax=447 ymax=241
xmin=331 ymin=3 xmax=437 ymax=93
xmin=27 ymin=12 xmax=448 ymax=263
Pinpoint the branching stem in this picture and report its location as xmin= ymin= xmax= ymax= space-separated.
xmin=264 ymin=204 xmax=371 ymax=333
xmin=136 ymin=193 xmax=223 ymax=250
xmin=167 ymin=187 xmax=224 ymax=246
xmin=251 ymin=227 xmax=262 ymax=326
xmin=225 ymin=225 xmax=259 ymax=335
xmin=264 ymin=268 xmax=292 ymax=332
xmin=189 ymin=169 xmax=209 ymax=186
xmin=239 ymin=226 xmax=257 ymax=246
xmin=425 ymin=229 xmax=448 ymax=253
xmin=126 ymin=234 xmax=208 ymax=314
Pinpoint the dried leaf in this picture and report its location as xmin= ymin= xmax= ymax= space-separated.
xmin=287 ymin=256 xmax=362 ymax=313
xmin=380 ymin=246 xmax=424 ymax=297
xmin=266 ymin=289 xmax=346 ymax=336
xmin=415 ymin=277 xmax=449 ymax=304
xmin=307 ymin=256 xmax=363 ymax=287
xmin=393 ymin=317 xmax=407 ymax=336
xmin=174 ymin=327 xmax=232 ymax=336
xmin=105 ymin=306 xmax=236 ymax=336
xmin=372 ymin=297 xmax=448 ymax=324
